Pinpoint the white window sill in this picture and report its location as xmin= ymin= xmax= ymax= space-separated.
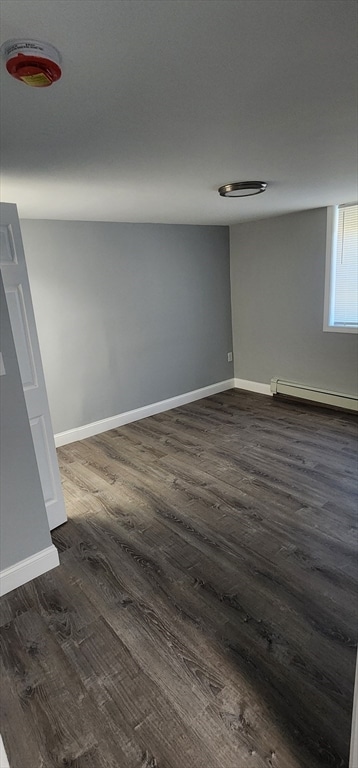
xmin=323 ymin=324 xmax=358 ymax=334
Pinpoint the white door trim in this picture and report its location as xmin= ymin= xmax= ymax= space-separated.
xmin=0 ymin=203 xmax=67 ymax=529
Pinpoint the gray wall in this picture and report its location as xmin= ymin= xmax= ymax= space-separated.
xmin=230 ymin=208 xmax=358 ymax=395
xmin=20 ymin=221 xmax=233 ymax=434
xmin=0 ymin=274 xmax=52 ymax=571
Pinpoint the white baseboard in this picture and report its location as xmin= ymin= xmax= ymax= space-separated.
xmin=350 ymin=653 xmax=358 ymax=768
xmin=0 ymin=736 xmax=10 ymax=768
xmin=234 ymin=378 xmax=272 ymax=396
xmin=0 ymin=545 xmax=59 ymax=597
xmin=55 ymin=379 xmax=236 ymax=446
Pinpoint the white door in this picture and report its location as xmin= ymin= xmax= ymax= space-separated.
xmin=0 ymin=203 xmax=67 ymax=530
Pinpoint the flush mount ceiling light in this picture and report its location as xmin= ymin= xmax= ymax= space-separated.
xmin=218 ymin=181 xmax=267 ymax=198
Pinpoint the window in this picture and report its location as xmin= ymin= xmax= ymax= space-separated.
xmin=324 ymin=203 xmax=358 ymax=332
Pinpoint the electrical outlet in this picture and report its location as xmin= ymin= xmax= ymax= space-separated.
xmin=227 ymin=352 xmax=233 ymax=362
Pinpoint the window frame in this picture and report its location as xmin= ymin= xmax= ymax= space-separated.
xmin=323 ymin=204 xmax=358 ymax=334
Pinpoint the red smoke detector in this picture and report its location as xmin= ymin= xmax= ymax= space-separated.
xmin=1 ymin=39 xmax=61 ymax=87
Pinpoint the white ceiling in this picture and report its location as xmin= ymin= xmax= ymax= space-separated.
xmin=0 ymin=0 xmax=357 ymax=225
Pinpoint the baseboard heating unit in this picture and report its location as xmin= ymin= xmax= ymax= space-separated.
xmin=270 ymin=378 xmax=358 ymax=412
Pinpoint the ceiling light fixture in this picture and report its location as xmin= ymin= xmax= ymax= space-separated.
xmin=218 ymin=181 xmax=267 ymax=198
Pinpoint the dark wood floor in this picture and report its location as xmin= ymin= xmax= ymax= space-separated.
xmin=1 ymin=390 xmax=357 ymax=768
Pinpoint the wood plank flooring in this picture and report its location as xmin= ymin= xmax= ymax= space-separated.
xmin=1 ymin=389 xmax=357 ymax=768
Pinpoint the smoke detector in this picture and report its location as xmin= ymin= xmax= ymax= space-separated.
xmin=1 ymin=39 xmax=61 ymax=87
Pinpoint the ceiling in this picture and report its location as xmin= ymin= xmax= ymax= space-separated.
xmin=0 ymin=0 xmax=357 ymax=225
